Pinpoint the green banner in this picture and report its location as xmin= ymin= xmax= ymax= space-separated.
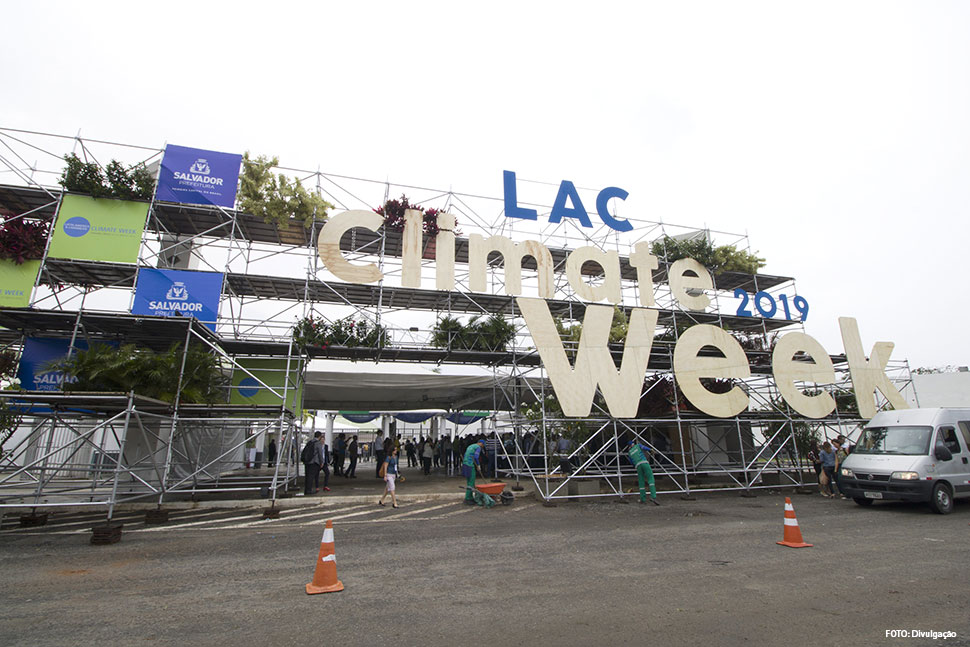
xmin=230 ymin=358 xmax=304 ymax=416
xmin=0 ymin=260 xmax=40 ymax=307
xmin=48 ymin=195 xmax=148 ymax=263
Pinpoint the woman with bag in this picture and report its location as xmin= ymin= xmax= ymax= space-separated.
xmin=378 ymin=447 xmax=401 ymax=508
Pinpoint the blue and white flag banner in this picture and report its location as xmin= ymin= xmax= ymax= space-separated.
xmin=155 ymin=144 xmax=242 ymax=208
xmin=131 ymin=268 xmax=223 ymax=331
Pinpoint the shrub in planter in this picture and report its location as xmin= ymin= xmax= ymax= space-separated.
xmin=291 ymin=315 xmax=389 ymax=350
xmin=54 ymin=342 xmax=228 ymax=404
xmin=238 ymin=153 xmax=333 ymax=230
xmin=59 ymin=153 xmax=155 ymax=200
xmin=650 ymin=234 xmax=765 ymax=275
xmin=431 ymin=314 xmax=514 ymax=352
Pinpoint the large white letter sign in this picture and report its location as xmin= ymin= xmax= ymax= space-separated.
xmin=469 ymin=234 xmax=554 ymax=298
xmin=839 ymin=317 xmax=908 ymax=418
xmin=771 ymin=332 xmax=836 ymax=418
xmin=317 ymin=210 xmax=384 ymax=284
xmin=565 ymin=247 xmax=621 ymax=304
xmin=668 ymin=258 xmax=713 ymax=311
xmin=673 ymin=324 xmax=750 ymax=417
xmin=518 ymin=297 xmax=657 ymax=418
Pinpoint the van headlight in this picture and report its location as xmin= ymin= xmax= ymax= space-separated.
xmin=840 ymin=467 xmax=854 ymax=478
xmin=891 ymin=471 xmax=919 ymax=480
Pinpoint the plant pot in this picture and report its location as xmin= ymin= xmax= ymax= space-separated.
xmin=90 ymin=523 xmax=124 ymax=545
xmin=144 ymin=509 xmax=169 ymax=524
xmin=19 ymin=512 xmax=48 ymax=527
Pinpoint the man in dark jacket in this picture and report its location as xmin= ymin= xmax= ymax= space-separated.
xmin=346 ymin=435 xmax=359 ymax=478
xmin=303 ymin=432 xmax=324 ymax=495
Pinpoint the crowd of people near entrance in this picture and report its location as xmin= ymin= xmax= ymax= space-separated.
xmin=807 ymin=434 xmax=853 ymax=499
xmin=300 ymin=431 xmax=503 ymax=497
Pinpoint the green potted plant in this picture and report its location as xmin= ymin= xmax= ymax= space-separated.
xmin=650 ymin=234 xmax=766 ymax=275
xmin=238 ymin=153 xmax=333 ymax=230
xmin=53 ymin=342 xmax=229 ymax=404
xmin=59 ymin=153 xmax=155 ymax=200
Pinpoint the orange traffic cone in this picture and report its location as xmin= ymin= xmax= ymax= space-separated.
xmin=306 ymin=519 xmax=345 ymax=594
xmin=777 ymin=497 xmax=813 ymax=548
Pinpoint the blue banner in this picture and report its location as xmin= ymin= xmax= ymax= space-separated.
xmin=341 ymin=413 xmax=380 ymax=424
xmin=18 ymin=337 xmax=90 ymax=391
xmin=395 ymin=412 xmax=436 ymax=424
xmin=131 ymin=268 xmax=223 ymax=331
xmin=155 ymin=144 xmax=242 ymax=208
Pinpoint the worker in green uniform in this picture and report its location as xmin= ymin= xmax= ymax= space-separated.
xmin=626 ymin=439 xmax=660 ymax=505
xmin=462 ymin=439 xmax=486 ymax=504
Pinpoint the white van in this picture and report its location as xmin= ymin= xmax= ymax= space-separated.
xmin=838 ymin=408 xmax=970 ymax=514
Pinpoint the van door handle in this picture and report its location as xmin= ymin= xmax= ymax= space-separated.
xmin=963 ymin=457 xmax=968 ymax=464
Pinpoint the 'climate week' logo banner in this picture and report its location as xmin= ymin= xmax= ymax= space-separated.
xmin=131 ymin=268 xmax=223 ymax=331
xmin=155 ymin=144 xmax=242 ymax=208
xmin=48 ymin=195 xmax=148 ymax=263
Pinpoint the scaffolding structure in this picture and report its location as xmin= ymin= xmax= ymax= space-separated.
xmin=0 ymin=127 xmax=911 ymax=511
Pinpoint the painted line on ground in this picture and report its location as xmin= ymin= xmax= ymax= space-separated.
xmin=212 ymin=504 xmax=375 ymax=530
xmin=134 ymin=511 xmax=259 ymax=533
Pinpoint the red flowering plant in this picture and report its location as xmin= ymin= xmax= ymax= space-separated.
xmin=292 ymin=315 xmax=330 ymax=352
xmin=0 ymin=216 xmax=51 ymax=265
xmin=375 ymin=196 xmax=456 ymax=238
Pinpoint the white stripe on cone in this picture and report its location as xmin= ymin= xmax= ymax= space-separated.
xmin=322 ymin=528 xmax=334 ymax=543
xmin=784 ymin=503 xmax=794 ymax=511
xmin=784 ymin=518 xmax=799 ymax=526
xmin=322 ymin=554 xmax=336 ymax=563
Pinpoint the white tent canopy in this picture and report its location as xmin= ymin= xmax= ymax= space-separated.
xmin=302 ymin=370 xmax=522 ymax=412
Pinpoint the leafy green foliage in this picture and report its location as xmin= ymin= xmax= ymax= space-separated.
xmin=650 ymin=235 xmax=766 ymax=275
xmin=518 ymin=394 xmax=587 ymax=438
xmin=431 ymin=314 xmax=515 ymax=352
xmin=59 ymin=153 xmax=155 ymax=200
xmin=292 ymin=314 xmax=389 ymax=351
xmin=238 ymin=153 xmax=333 ymax=230
xmin=0 ymin=216 xmax=50 ymax=264
xmin=54 ymin=343 xmax=228 ymax=404
xmin=554 ymin=307 xmax=629 ymax=350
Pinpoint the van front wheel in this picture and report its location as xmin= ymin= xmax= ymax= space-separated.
xmin=930 ymin=482 xmax=953 ymax=515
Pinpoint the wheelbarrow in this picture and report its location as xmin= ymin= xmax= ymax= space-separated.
xmin=464 ymin=481 xmax=514 ymax=507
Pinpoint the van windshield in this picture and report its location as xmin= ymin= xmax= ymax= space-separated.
xmin=855 ymin=426 xmax=932 ymax=456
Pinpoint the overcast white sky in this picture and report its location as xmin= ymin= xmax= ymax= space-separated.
xmin=3 ymin=1 xmax=969 ymax=369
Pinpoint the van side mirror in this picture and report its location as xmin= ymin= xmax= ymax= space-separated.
xmin=934 ymin=444 xmax=953 ymax=462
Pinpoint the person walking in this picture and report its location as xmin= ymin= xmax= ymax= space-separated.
xmin=378 ymin=446 xmax=401 ymax=508
xmin=405 ymin=438 xmax=417 ymax=467
xmin=421 ymin=438 xmax=434 ymax=476
xmin=442 ymin=435 xmax=453 ymax=474
xmin=346 ymin=435 xmax=358 ymax=478
xmin=375 ymin=435 xmax=386 ymax=478
xmin=819 ymin=441 xmax=837 ymax=498
xmin=833 ymin=438 xmax=849 ymax=499
xmin=626 ymin=439 xmax=659 ymax=505
xmin=333 ymin=433 xmax=346 ymax=477
xmin=302 ymin=432 xmax=324 ymax=495
xmin=807 ymin=441 xmax=822 ymax=488
xmin=462 ymin=439 xmax=486 ymax=504
xmin=267 ymin=438 xmax=277 ymax=468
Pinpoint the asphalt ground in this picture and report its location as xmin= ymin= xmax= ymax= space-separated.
xmin=1 ymin=489 xmax=968 ymax=647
